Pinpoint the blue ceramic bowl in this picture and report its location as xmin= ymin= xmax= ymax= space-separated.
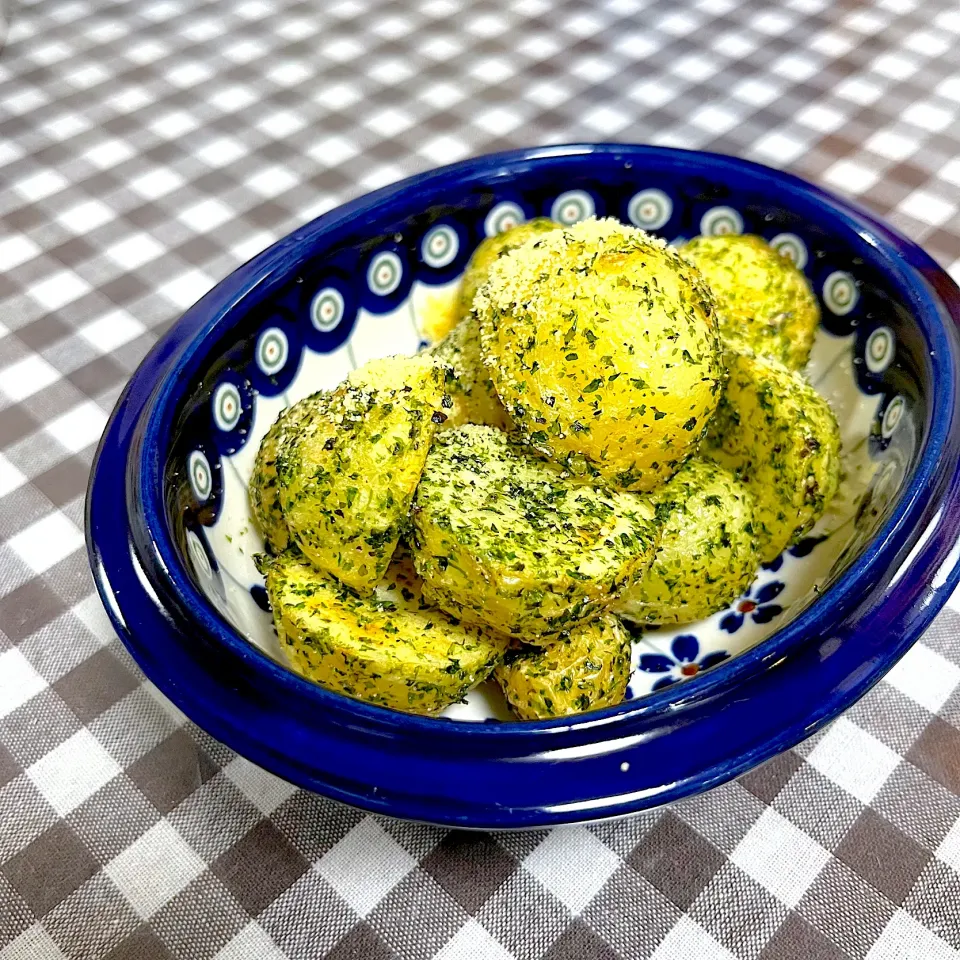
xmin=86 ymin=145 xmax=960 ymax=828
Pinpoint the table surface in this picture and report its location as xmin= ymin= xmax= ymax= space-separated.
xmin=2 ymin=0 xmax=960 ymax=957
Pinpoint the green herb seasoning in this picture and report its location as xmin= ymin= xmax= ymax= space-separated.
xmin=426 ymin=315 xmax=508 ymax=430
xmin=262 ymin=549 xmax=508 ymax=714
xmin=682 ymin=234 xmax=820 ymax=369
xmin=496 ymin=614 xmax=632 ymax=719
xmin=411 ymin=424 xmax=662 ymax=638
xmin=614 ymin=457 xmax=760 ymax=625
xmin=475 ymin=217 xmax=724 ymax=492
xmin=458 ymin=217 xmax=559 ymax=321
xmin=275 ymin=354 xmax=447 ymax=593
xmin=248 ymin=395 xmax=318 ymax=554
xmin=703 ymin=349 xmax=841 ymax=563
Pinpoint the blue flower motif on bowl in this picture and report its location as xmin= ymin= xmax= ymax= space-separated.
xmin=720 ymin=581 xmax=786 ymax=634
xmin=638 ymin=634 xmax=730 ymax=690
xmin=761 ymin=535 xmax=828 ymax=572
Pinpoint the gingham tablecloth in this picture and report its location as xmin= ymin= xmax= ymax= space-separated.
xmin=1 ymin=0 xmax=960 ymax=956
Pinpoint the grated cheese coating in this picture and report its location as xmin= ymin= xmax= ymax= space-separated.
xmin=263 ymin=548 xmax=508 ymax=714
xmin=476 ymin=217 xmax=725 ymax=492
xmin=276 ymin=353 xmax=447 ymax=593
xmin=427 ymin=316 xmax=509 ymax=430
xmin=683 ymin=234 xmax=820 ymax=369
xmin=458 ymin=216 xmax=559 ymax=321
xmin=495 ymin=614 xmax=632 ymax=719
xmin=411 ymin=424 xmax=661 ymax=638
xmin=613 ymin=457 xmax=760 ymax=625
xmin=704 ymin=348 xmax=841 ymax=562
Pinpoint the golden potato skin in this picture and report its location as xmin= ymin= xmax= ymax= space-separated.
xmin=683 ymin=234 xmax=820 ymax=369
xmin=276 ymin=354 xmax=446 ymax=593
xmin=263 ymin=550 xmax=508 ymax=714
xmin=458 ymin=217 xmax=558 ymax=319
xmin=411 ymin=425 xmax=660 ymax=638
xmin=613 ymin=458 xmax=760 ymax=625
xmin=478 ymin=218 xmax=724 ymax=492
xmin=704 ymin=350 xmax=840 ymax=563
xmin=496 ymin=615 xmax=632 ymax=719
xmin=248 ymin=396 xmax=316 ymax=553
xmin=427 ymin=316 xmax=508 ymax=430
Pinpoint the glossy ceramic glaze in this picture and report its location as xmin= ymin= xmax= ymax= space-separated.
xmin=87 ymin=145 xmax=960 ymax=827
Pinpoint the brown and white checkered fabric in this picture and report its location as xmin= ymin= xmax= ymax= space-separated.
xmin=1 ymin=0 xmax=960 ymax=955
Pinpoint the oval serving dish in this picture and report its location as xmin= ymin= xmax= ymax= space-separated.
xmin=87 ymin=145 xmax=960 ymax=828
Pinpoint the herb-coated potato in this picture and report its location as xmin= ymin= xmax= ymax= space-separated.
xmin=411 ymin=425 xmax=661 ymax=638
xmin=263 ymin=550 xmax=508 ymax=714
xmin=704 ymin=350 xmax=840 ymax=563
xmin=249 ymin=396 xmax=317 ymax=554
xmin=682 ymin=234 xmax=820 ymax=370
xmin=613 ymin=458 xmax=760 ymax=625
xmin=496 ymin=615 xmax=633 ymax=719
xmin=458 ymin=217 xmax=558 ymax=319
xmin=477 ymin=218 xmax=724 ymax=491
xmin=427 ymin=316 xmax=508 ymax=430
xmin=276 ymin=354 xmax=446 ymax=593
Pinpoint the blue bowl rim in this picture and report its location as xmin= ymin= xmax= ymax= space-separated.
xmin=86 ymin=144 xmax=960 ymax=826
xmin=134 ymin=143 xmax=957 ymax=734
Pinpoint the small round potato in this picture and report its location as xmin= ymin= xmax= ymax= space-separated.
xmin=614 ymin=458 xmax=760 ymax=625
xmin=411 ymin=425 xmax=660 ymax=638
xmin=263 ymin=550 xmax=508 ymax=714
xmin=276 ymin=354 xmax=446 ymax=593
xmin=682 ymin=234 xmax=820 ymax=369
xmin=477 ymin=218 xmax=724 ymax=491
xmin=249 ymin=396 xmax=317 ymax=554
xmin=427 ymin=316 xmax=508 ymax=430
xmin=458 ymin=217 xmax=558 ymax=319
xmin=704 ymin=349 xmax=841 ymax=563
xmin=496 ymin=615 xmax=633 ymax=720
